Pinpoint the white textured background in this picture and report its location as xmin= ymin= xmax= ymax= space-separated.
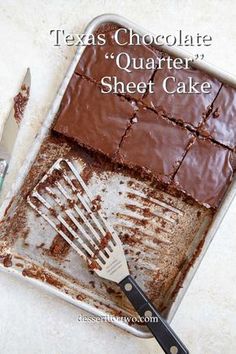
xmin=0 ymin=1 xmax=236 ymax=353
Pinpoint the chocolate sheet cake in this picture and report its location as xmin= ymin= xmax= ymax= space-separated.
xmin=53 ymin=28 xmax=236 ymax=208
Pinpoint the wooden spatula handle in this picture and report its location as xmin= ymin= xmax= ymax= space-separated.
xmin=120 ymin=275 xmax=189 ymax=354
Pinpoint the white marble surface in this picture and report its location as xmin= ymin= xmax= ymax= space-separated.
xmin=0 ymin=1 xmax=236 ymax=353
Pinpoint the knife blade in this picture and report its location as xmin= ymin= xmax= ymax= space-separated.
xmin=0 ymin=68 xmax=31 ymax=190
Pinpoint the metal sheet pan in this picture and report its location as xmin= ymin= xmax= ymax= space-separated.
xmin=0 ymin=14 xmax=235 ymax=338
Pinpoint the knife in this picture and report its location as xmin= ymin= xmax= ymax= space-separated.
xmin=0 ymin=68 xmax=31 ymax=191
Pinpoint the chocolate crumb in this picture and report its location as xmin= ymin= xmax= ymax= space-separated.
xmin=76 ymin=294 xmax=86 ymax=301
xmin=3 ymin=254 xmax=12 ymax=268
xmin=15 ymin=263 xmax=24 ymax=268
xmin=91 ymin=195 xmax=102 ymax=212
xmin=13 ymin=86 xmax=29 ymax=124
xmin=213 ymin=107 xmax=220 ymax=118
xmin=100 ymin=232 xmax=112 ymax=250
xmin=88 ymin=260 xmax=99 ymax=270
xmin=36 ymin=242 xmax=45 ymax=249
xmin=50 ymin=234 xmax=71 ymax=258
xmin=89 ymin=280 xmax=95 ymax=288
xmin=106 ymin=286 xmax=116 ymax=294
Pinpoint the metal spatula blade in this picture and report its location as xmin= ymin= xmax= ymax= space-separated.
xmin=27 ymin=158 xmax=189 ymax=354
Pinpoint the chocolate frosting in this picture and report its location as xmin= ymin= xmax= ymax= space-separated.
xmin=52 ymin=26 xmax=235 ymax=209
xmin=75 ymin=29 xmax=160 ymax=99
xmin=173 ymin=138 xmax=233 ymax=208
xmin=143 ymin=60 xmax=221 ymax=128
xmin=117 ymin=108 xmax=194 ymax=183
xmin=199 ymin=84 xmax=236 ymax=149
xmin=53 ymin=74 xmax=134 ymax=157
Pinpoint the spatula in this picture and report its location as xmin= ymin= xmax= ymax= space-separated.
xmin=27 ymin=158 xmax=189 ymax=354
